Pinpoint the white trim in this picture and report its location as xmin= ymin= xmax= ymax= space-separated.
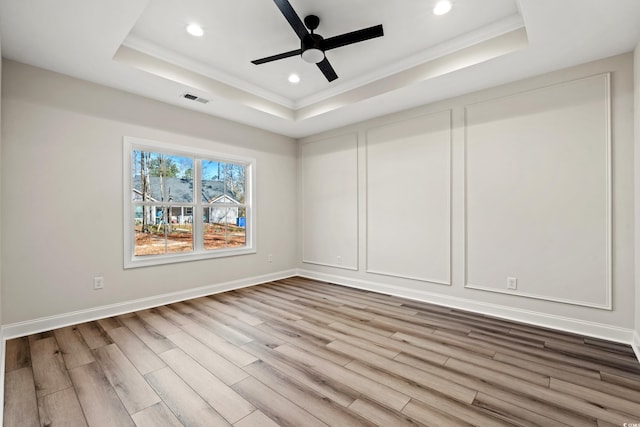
xmin=0 ymin=331 xmax=6 ymax=427
xmin=5 ymin=271 xmax=633 ymax=345
xmin=632 ymin=330 xmax=640 ymax=363
xmin=464 ymin=284 xmax=612 ymax=310
xmin=302 ymin=260 xmax=358 ymax=271
xmin=296 ymin=15 xmax=526 ymax=109
xmin=122 ymin=35 xmax=295 ymax=109
xmin=121 ymin=15 xmax=524 ymax=113
xmin=297 ymin=269 xmax=636 ymax=346
xmin=2 ymin=270 xmax=297 ymax=340
xmin=604 ymin=72 xmax=613 ymax=310
xmin=365 ymin=268 xmax=451 ymax=286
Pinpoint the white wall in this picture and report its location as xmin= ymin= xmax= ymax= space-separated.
xmin=299 ymin=53 xmax=636 ymax=341
xmin=0 ymin=60 xmax=298 ymax=325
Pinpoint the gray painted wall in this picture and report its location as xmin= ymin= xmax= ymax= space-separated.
xmin=299 ymin=53 xmax=635 ymax=336
xmin=0 ymin=60 xmax=298 ymax=324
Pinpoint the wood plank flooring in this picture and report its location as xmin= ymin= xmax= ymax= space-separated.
xmin=4 ymin=277 xmax=640 ymax=426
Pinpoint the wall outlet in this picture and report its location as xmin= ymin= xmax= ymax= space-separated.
xmin=336 ymin=255 xmax=342 ymax=264
xmin=267 ymin=254 xmax=273 ymax=263
xmin=506 ymin=277 xmax=517 ymax=290
xmin=94 ymin=276 xmax=105 ymax=290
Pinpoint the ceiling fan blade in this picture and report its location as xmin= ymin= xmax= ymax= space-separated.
xmin=322 ymin=24 xmax=384 ymax=51
xmin=317 ymin=58 xmax=338 ymax=82
xmin=251 ymin=48 xmax=302 ymax=65
xmin=273 ymin=0 xmax=308 ymax=40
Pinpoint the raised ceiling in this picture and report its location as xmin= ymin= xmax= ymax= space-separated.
xmin=1 ymin=0 xmax=639 ymax=137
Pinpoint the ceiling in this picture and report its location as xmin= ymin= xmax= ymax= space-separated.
xmin=1 ymin=0 xmax=639 ymax=138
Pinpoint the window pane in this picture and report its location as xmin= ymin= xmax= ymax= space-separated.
xmin=132 ymin=151 xmax=193 ymax=203
xmin=131 ymin=150 xmax=161 ymax=201
xmin=146 ymin=152 xmax=165 ymax=201
xmin=134 ymin=205 xmax=193 ymax=256
xmin=234 ymin=208 xmax=247 ymax=246
xmin=134 ymin=204 xmax=164 ymax=255
xmin=224 ymin=163 xmax=246 ymax=203
xmin=200 ymin=160 xmax=245 ymax=204
xmin=165 ymin=154 xmax=194 ymax=203
xmin=202 ymin=207 xmax=246 ymax=250
xmin=165 ymin=223 xmax=193 ymax=254
xmin=201 ymin=159 xmax=225 ymax=203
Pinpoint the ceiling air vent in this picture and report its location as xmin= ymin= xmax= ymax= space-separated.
xmin=182 ymin=93 xmax=210 ymax=104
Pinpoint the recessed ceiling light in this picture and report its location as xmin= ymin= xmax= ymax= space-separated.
xmin=186 ymin=23 xmax=204 ymax=37
xmin=288 ymin=74 xmax=300 ymax=84
xmin=433 ymin=0 xmax=452 ymax=15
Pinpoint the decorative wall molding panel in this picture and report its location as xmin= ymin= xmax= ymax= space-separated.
xmin=366 ymin=111 xmax=452 ymax=284
xmin=301 ymin=133 xmax=359 ymax=270
xmin=464 ymin=73 xmax=611 ymax=309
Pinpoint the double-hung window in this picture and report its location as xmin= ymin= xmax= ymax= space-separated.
xmin=124 ymin=137 xmax=255 ymax=268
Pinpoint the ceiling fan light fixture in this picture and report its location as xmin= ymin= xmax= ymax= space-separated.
xmin=251 ymin=1 xmax=384 ymax=82
xmin=301 ymin=48 xmax=325 ymax=64
xmin=433 ymin=0 xmax=452 ymax=15
xmin=186 ymin=23 xmax=204 ymax=37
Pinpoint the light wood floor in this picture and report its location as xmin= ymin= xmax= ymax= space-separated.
xmin=4 ymin=277 xmax=640 ymax=426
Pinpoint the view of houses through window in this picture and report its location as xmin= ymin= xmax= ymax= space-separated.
xmin=130 ymin=146 xmax=248 ymax=258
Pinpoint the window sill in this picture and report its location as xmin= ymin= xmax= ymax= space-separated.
xmin=124 ymin=247 xmax=257 ymax=269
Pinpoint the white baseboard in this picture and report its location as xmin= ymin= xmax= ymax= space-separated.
xmin=632 ymin=330 xmax=640 ymax=363
xmin=0 ymin=334 xmax=6 ymax=427
xmin=1 ymin=269 xmax=297 ymax=340
xmin=297 ymin=269 xmax=638 ymax=349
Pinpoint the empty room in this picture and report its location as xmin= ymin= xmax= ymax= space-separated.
xmin=1 ymin=0 xmax=640 ymax=426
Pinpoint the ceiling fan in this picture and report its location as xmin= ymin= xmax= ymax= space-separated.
xmin=251 ymin=0 xmax=384 ymax=82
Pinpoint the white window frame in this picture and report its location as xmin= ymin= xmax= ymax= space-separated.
xmin=123 ymin=136 xmax=256 ymax=268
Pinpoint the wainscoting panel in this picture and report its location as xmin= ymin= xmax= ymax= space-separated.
xmin=465 ymin=73 xmax=611 ymax=308
xmin=301 ymin=133 xmax=359 ymax=270
xmin=366 ymin=111 xmax=452 ymax=284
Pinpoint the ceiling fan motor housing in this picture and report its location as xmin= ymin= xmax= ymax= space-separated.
xmin=302 ymin=33 xmax=324 ymax=51
xmin=301 ymin=33 xmax=325 ymax=63
xmin=301 ymin=16 xmax=325 ymax=63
